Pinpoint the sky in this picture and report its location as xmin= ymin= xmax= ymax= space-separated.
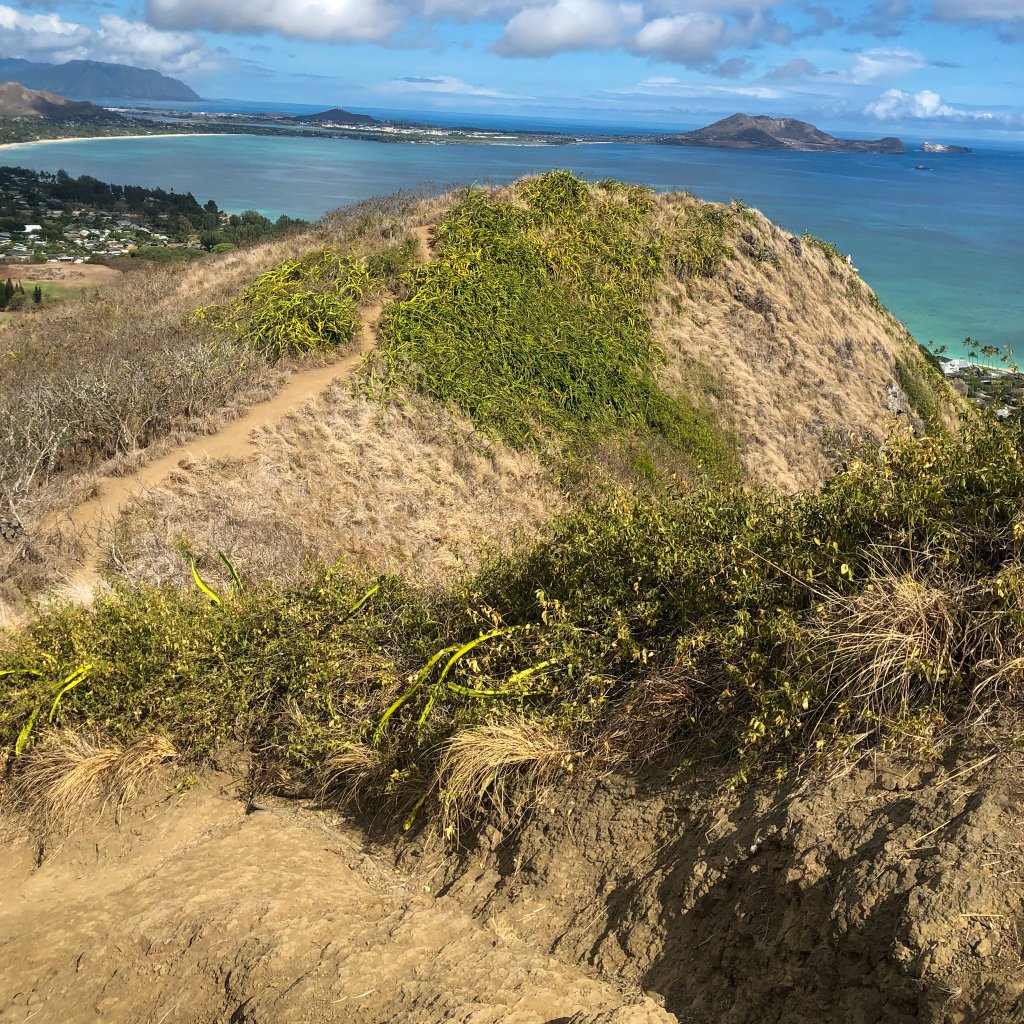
xmin=2 ymin=0 xmax=1022 ymax=133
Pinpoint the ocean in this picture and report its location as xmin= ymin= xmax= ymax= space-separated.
xmin=5 ymin=127 xmax=1022 ymax=358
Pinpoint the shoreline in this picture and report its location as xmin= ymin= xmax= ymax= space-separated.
xmin=0 ymin=132 xmax=248 ymax=151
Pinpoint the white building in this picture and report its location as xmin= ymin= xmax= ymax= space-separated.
xmin=941 ymin=358 xmax=972 ymax=376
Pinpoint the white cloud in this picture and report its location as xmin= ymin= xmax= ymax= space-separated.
xmin=0 ymin=4 xmax=215 ymax=74
xmin=848 ymin=47 xmax=925 ymax=83
xmin=381 ymin=74 xmax=531 ymax=99
xmin=495 ymin=0 xmax=641 ymax=57
xmin=864 ymin=88 xmax=994 ymax=120
xmin=631 ymin=11 xmax=728 ymax=65
xmin=146 ymin=0 xmax=402 ymax=44
xmin=610 ymin=75 xmax=782 ymax=99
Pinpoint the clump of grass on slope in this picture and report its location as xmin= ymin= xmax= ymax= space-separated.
xmin=4 ymin=422 xmax=1024 ymax=821
xmin=666 ymin=203 xmax=735 ymax=280
xmin=377 ymin=172 xmax=737 ymax=480
xmin=896 ymin=354 xmax=954 ymax=434
xmin=199 ymin=240 xmax=418 ymax=360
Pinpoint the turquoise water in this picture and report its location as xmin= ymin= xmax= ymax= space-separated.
xmin=7 ymin=133 xmax=1022 ymax=357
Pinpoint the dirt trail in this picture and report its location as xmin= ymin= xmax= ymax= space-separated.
xmin=60 ymin=225 xmax=434 ymax=596
xmin=61 ymin=311 xmax=379 ymax=595
xmin=0 ymin=775 xmax=673 ymax=1024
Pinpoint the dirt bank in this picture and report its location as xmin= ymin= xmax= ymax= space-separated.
xmin=1 ymin=746 xmax=1020 ymax=1023
xmin=0 ymin=770 xmax=670 ymax=1024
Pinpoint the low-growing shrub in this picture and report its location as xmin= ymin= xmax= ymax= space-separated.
xmin=377 ymin=172 xmax=737 ymax=481
xmin=4 ymin=421 xmax=1023 ymax=823
xmin=667 ymin=204 xmax=735 ymax=280
xmin=197 ymin=249 xmax=373 ymax=359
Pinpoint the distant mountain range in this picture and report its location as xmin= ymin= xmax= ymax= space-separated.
xmin=659 ymin=113 xmax=905 ymax=153
xmin=294 ymin=107 xmax=380 ymax=126
xmin=0 ymin=58 xmax=199 ymax=102
xmin=0 ymin=82 xmax=116 ymax=120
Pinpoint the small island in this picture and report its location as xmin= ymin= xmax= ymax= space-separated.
xmin=922 ymin=142 xmax=972 ymax=154
xmin=656 ymin=113 xmax=905 ymax=153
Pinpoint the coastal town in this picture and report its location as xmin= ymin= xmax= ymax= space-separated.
xmin=0 ymin=164 xmax=302 ymax=267
xmin=0 ymin=208 xmax=171 ymax=262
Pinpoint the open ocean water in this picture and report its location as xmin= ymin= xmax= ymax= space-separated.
xmin=7 ymin=126 xmax=1022 ymax=358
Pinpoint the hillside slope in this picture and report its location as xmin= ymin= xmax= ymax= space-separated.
xmin=1 ymin=175 xmax=1021 ymax=1024
xmin=2 ymin=175 xmax=951 ymax=599
xmin=0 ymin=82 xmax=113 ymax=120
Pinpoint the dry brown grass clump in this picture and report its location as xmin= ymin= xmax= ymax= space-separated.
xmin=802 ymin=549 xmax=1024 ymax=737
xmin=439 ymin=717 xmax=578 ymax=834
xmin=9 ymin=731 xmax=176 ymax=832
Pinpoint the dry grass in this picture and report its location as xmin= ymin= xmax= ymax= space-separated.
xmin=317 ymin=741 xmax=396 ymax=812
xmin=0 ymin=190 xmax=456 ymax=604
xmin=11 ymin=731 xmax=176 ymax=832
xmin=439 ymin=717 xmax=577 ymax=834
xmin=1 ymin=182 xmax=961 ymax=611
xmin=650 ymin=195 xmax=957 ymax=491
xmin=107 ymin=385 xmax=562 ymax=587
xmin=802 ymin=550 xmax=1024 ymax=735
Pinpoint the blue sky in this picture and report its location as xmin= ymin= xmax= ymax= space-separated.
xmin=3 ymin=0 xmax=1022 ymax=133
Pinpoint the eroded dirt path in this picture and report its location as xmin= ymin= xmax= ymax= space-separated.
xmin=0 ymin=777 xmax=673 ymax=1024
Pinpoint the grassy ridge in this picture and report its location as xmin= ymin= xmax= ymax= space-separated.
xmin=378 ymin=173 xmax=738 ymax=480
xmin=4 ymin=421 xmax=1022 ymax=820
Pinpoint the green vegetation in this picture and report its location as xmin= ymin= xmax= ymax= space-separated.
xmin=0 ymin=166 xmax=306 ymax=260
xmin=379 ymin=172 xmax=736 ymax=479
xmin=199 ymin=239 xmax=418 ymax=359
xmin=4 ymin=421 xmax=1022 ymax=820
xmin=802 ymin=231 xmax=844 ymax=263
xmin=667 ymin=203 xmax=735 ymax=280
xmin=896 ymin=355 xmax=953 ymax=432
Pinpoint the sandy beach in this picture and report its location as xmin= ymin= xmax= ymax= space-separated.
xmin=0 ymin=132 xmax=245 ymax=151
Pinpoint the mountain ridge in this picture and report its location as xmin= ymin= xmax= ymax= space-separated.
xmin=0 ymin=82 xmax=115 ymax=120
xmin=0 ymin=57 xmax=199 ymax=101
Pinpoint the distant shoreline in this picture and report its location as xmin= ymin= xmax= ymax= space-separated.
xmin=0 ymin=132 xmax=247 ymax=151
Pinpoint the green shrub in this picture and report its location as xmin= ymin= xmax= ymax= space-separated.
xmin=667 ymin=204 xmax=735 ymax=279
xmin=5 ymin=421 xmax=1023 ymax=815
xmin=802 ymin=232 xmax=844 ymax=263
xmin=199 ymin=248 xmax=373 ymax=359
xmin=377 ymin=173 xmax=736 ymax=481
xmin=896 ymin=355 xmax=951 ymax=433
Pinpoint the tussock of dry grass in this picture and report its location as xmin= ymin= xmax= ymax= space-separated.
xmin=317 ymin=741 xmax=394 ymax=812
xmin=803 ymin=549 xmax=1024 ymax=735
xmin=439 ymin=717 xmax=577 ymax=833
xmin=108 ymin=386 xmax=562 ymax=587
xmin=11 ymin=731 xmax=176 ymax=831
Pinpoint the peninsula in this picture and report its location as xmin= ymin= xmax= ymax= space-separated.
xmin=657 ymin=113 xmax=905 ymax=153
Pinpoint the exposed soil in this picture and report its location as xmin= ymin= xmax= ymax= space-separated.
xmin=1 ymin=747 xmax=1020 ymax=1024
xmin=0 ymin=770 xmax=671 ymax=1024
